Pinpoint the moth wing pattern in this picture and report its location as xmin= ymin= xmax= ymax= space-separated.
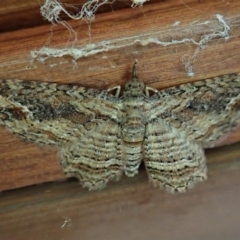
xmin=144 ymin=120 xmax=207 ymax=193
xmin=59 ymin=119 xmax=123 ymax=190
xmin=147 ymin=73 xmax=240 ymax=146
xmin=1 ymin=69 xmax=240 ymax=193
xmin=0 ymin=79 xmax=121 ymax=144
xmin=0 ymin=79 xmax=125 ymax=189
xmin=144 ymin=73 xmax=240 ymax=192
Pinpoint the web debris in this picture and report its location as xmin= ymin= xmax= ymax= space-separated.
xmin=40 ymin=0 xmax=148 ymax=23
xmin=32 ymin=13 xmax=231 ymax=76
xmin=181 ymin=14 xmax=230 ymax=76
xmin=131 ymin=0 xmax=149 ymax=8
xmin=61 ymin=217 xmax=71 ymax=228
xmin=41 ymin=0 xmax=110 ymax=23
xmin=39 ymin=0 xmax=150 ymax=50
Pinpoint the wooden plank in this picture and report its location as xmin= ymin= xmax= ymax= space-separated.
xmin=1 ymin=143 xmax=240 ymax=240
xmin=0 ymin=0 xmax=162 ymax=33
xmin=0 ymin=0 xmax=240 ymax=191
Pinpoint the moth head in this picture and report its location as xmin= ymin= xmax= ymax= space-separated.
xmin=125 ymin=79 xmax=144 ymax=91
xmin=124 ymin=59 xmax=145 ymax=91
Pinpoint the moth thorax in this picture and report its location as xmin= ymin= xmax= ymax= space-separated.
xmin=122 ymin=119 xmax=145 ymax=144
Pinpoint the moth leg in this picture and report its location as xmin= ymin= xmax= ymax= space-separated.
xmin=144 ymin=121 xmax=207 ymax=193
xmin=107 ymin=86 xmax=121 ymax=97
xmin=145 ymin=86 xmax=158 ymax=97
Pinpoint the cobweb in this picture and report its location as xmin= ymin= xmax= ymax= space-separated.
xmin=40 ymin=0 xmax=148 ymax=23
xmin=34 ymin=0 xmax=233 ymax=77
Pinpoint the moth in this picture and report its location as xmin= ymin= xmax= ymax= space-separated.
xmin=0 ymin=61 xmax=240 ymax=193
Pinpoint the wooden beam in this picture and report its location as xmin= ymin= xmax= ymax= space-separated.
xmin=0 ymin=0 xmax=240 ymax=191
xmin=1 ymin=143 xmax=240 ymax=240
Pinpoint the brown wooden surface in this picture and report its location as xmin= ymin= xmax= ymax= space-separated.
xmin=0 ymin=0 xmax=161 ymax=33
xmin=0 ymin=0 xmax=240 ymax=191
xmin=1 ymin=143 xmax=240 ymax=240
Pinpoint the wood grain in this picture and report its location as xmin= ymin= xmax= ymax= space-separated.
xmin=1 ymin=143 xmax=240 ymax=240
xmin=0 ymin=0 xmax=136 ymax=32
xmin=0 ymin=0 xmax=240 ymax=191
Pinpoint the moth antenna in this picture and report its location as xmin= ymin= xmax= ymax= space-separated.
xmin=132 ymin=59 xmax=138 ymax=79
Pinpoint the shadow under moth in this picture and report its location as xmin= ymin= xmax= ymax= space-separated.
xmin=0 ymin=61 xmax=240 ymax=193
